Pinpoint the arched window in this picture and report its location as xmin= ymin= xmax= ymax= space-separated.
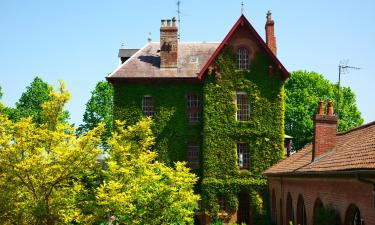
xmin=237 ymin=47 xmax=249 ymax=70
xmin=279 ymin=199 xmax=283 ymax=225
xmin=271 ymin=189 xmax=277 ymax=223
xmin=286 ymin=193 xmax=295 ymax=225
xmin=313 ymin=198 xmax=324 ymax=225
xmin=345 ymin=204 xmax=363 ymax=225
xmin=296 ymin=195 xmax=307 ymax=225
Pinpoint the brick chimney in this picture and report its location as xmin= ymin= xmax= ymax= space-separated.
xmin=312 ymin=100 xmax=338 ymax=161
xmin=265 ymin=10 xmax=277 ymax=55
xmin=160 ymin=17 xmax=178 ymax=68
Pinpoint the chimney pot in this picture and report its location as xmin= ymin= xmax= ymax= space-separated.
xmin=327 ymin=100 xmax=334 ymax=115
xmin=161 ymin=19 xmax=166 ymax=26
xmin=318 ymin=99 xmax=324 ymax=115
xmin=312 ymin=99 xmax=338 ymax=161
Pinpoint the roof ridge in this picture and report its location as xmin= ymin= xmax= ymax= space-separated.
xmin=337 ymin=120 xmax=375 ymax=136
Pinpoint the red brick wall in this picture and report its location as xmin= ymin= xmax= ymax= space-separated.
xmin=268 ymin=176 xmax=375 ymax=225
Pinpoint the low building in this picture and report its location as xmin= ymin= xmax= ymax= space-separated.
xmin=264 ymin=100 xmax=375 ymax=225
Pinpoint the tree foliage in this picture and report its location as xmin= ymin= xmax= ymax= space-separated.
xmin=94 ymin=118 xmax=199 ymax=225
xmin=78 ymin=81 xmax=113 ymax=148
xmin=285 ymin=71 xmax=363 ymax=150
xmin=1 ymin=81 xmax=199 ymax=225
xmin=0 ymin=82 xmax=104 ymax=225
xmin=4 ymin=77 xmax=69 ymax=124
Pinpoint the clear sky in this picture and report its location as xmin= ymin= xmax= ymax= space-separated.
xmin=0 ymin=0 xmax=374 ymax=126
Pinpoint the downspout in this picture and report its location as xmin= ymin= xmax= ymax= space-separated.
xmin=357 ymin=175 xmax=375 ymax=214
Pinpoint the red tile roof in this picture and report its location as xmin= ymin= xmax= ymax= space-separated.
xmin=264 ymin=121 xmax=375 ymax=176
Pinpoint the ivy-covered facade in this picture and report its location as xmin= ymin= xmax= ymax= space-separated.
xmin=108 ymin=13 xmax=289 ymax=225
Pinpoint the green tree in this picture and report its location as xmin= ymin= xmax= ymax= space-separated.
xmin=78 ymin=81 xmax=113 ymax=148
xmin=5 ymin=77 xmax=69 ymax=123
xmin=0 ymin=82 xmax=104 ymax=225
xmin=95 ymin=118 xmax=199 ymax=225
xmin=285 ymin=70 xmax=363 ymax=150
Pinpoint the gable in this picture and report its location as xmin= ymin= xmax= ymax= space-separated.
xmin=197 ymin=15 xmax=289 ymax=81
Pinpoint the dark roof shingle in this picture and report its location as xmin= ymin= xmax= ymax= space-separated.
xmin=109 ymin=42 xmax=219 ymax=79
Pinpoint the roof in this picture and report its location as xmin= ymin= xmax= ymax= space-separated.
xmin=107 ymin=14 xmax=289 ymax=83
xmin=108 ymin=42 xmax=219 ymax=80
xmin=118 ymin=49 xmax=139 ymax=58
xmin=197 ymin=15 xmax=289 ymax=81
xmin=264 ymin=121 xmax=375 ymax=176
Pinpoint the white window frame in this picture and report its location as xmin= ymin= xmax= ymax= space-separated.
xmin=236 ymin=91 xmax=250 ymax=121
xmin=237 ymin=47 xmax=249 ymax=70
xmin=237 ymin=142 xmax=250 ymax=169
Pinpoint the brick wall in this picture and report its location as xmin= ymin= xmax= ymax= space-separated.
xmin=268 ymin=176 xmax=375 ymax=225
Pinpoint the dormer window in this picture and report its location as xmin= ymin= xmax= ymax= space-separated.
xmin=237 ymin=47 xmax=249 ymax=70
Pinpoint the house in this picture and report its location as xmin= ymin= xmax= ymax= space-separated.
xmin=107 ymin=12 xmax=289 ymax=224
xmin=264 ymin=100 xmax=375 ymax=225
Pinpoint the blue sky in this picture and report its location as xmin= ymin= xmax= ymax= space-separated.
xmin=0 ymin=0 xmax=374 ymax=125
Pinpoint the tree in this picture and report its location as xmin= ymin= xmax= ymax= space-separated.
xmin=5 ymin=76 xmax=69 ymax=124
xmin=0 ymin=82 xmax=104 ymax=225
xmin=285 ymin=70 xmax=363 ymax=150
xmin=94 ymin=118 xmax=199 ymax=225
xmin=78 ymin=81 xmax=113 ymax=148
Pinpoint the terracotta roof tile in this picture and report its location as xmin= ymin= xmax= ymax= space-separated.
xmin=264 ymin=121 xmax=375 ymax=175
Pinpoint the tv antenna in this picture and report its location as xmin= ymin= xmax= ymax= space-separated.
xmin=177 ymin=0 xmax=181 ymax=41
xmin=337 ymin=59 xmax=360 ymax=119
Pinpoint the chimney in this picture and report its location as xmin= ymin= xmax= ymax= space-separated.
xmin=265 ymin=10 xmax=277 ymax=55
xmin=160 ymin=17 xmax=178 ymax=68
xmin=312 ymin=100 xmax=338 ymax=161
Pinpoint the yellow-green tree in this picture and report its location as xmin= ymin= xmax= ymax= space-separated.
xmin=0 ymin=82 xmax=104 ymax=225
xmin=95 ymin=118 xmax=199 ymax=225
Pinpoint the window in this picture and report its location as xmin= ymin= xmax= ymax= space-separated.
xmin=345 ymin=204 xmax=364 ymax=225
xmin=297 ymin=195 xmax=307 ymax=225
xmin=237 ymin=143 xmax=250 ymax=169
xmin=236 ymin=91 xmax=250 ymax=121
xmin=187 ymin=141 xmax=200 ymax=169
xmin=286 ymin=193 xmax=295 ymax=225
xmin=237 ymin=47 xmax=249 ymax=70
xmin=218 ymin=197 xmax=228 ymax=212
xmin=143 ymin=95 xmax=154 ymax=116
xmin=187 ymin=93 xmax=200 ymax=123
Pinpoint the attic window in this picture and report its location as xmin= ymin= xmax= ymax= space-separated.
xmin=189 ymin=56 xmax=199 ymax=64
xmin=237 ymin=47 xmax=249 ymax=70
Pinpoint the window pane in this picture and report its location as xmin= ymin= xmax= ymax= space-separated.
xmin=187 ymin=141 xmax=199 ymax=169
xmin=237 ymin=143 xmax=250 ymax=169
xmin=237 ymin=47 xmax=249 ymax=70
xmin=187 ymin=94 xmax=200 ymax=123
xmin=236 ymin=92 xmax=250 ymax=121
xmin=143 ymin=96 xmax=154 ymax=116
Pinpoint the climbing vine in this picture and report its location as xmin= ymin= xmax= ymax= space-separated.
xmin=201 ymin=46 xmax=285 ymax=220
xmin=112 ymin=46 xmax=285 ymax=222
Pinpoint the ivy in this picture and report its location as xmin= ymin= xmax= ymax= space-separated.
xmin=201 ymin=46 xmax=285 ymax=218
xmin=112 ymin=46 xmax=285 ymax=222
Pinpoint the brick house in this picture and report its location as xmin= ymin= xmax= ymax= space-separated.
xmin=107 ymin=12 xmax=289 ymax=224
xmin=264 ymin=100 xmax=375 ymax=225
